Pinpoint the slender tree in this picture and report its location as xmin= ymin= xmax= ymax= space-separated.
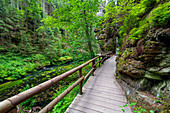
xmin=43 ymin=0 xmax=100 ymax=58
xmin=11 ymin=0 xmax=15 ymax=6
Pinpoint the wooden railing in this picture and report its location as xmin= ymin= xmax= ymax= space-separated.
xmin=0 ymin=53 xmax=111 ymax=113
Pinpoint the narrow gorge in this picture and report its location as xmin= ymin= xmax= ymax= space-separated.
xmin=95 ymin=0 xmax=170 ymax=112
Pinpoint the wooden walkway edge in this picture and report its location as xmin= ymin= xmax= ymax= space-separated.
xmin=65 ymin=56 xmax=132 ymax=113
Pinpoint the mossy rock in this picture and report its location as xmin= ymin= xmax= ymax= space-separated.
xmin=144 ymin=71 xmax=162 ymax=80
xmin=59 ymin=56 xmax=73 ymax=61
xmin=144 ymin=41 xmax=161 ymax=54
xmin=4 ymin=76 xmax=17 ymax=81
xmin=0 ymin=79 xmax=23 ymax=92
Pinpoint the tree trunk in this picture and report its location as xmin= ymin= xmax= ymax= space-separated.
xmin=17 ymin=0 xmax=19 ymax=9
xmin=24 ymin=0 xmax=28 ymax=31
xmin=20 ymin=1 xmax=22 ymax=10
xmin=82 ymin=0 xmax=95 ymax=58
xmin=42 ymin=0 xmax=45 ymax=17
xmin=11 ymin=0 xmax=15 ymax=6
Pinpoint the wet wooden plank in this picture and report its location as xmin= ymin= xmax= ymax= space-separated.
xmin=65 ymin=56 xmax=132 ymax=113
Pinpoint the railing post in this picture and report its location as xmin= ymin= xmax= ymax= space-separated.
xmin=92 ymin=60 xmax=95 ymax=76
xmin=79 ymin=68 xmax=83 ymax=95
xmin=99 ymin=57 xmax=101 ymax=67
xmin=101 ymin=56 xmax=104 ymax=64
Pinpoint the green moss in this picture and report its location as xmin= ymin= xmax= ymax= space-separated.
xmin=117 ymin=0 xmax=169 ymax=40
xmin=148 ymin=2 xmax=170 ymax=27
xmin=0 ymin=79 xmax=23 ymax=92
xmin=4 ymin=76 xmax=17 ymax=81
xmin=59 ymin=56 xmax=73 ymax=61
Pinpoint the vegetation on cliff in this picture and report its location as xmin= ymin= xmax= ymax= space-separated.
xmin=101 ymin=0 xmax=169 ymax=112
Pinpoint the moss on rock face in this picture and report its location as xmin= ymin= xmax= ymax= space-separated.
xmin=95 ymin=17 xmax=117 ymax=53
xmin=114 ymin=1 xmax=170 ymax=112
xmin=144 ymin=71 xmax=162 ymax=80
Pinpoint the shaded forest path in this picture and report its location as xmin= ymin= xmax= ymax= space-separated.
xmin=65 ymin=55 xmax=132 ymax=113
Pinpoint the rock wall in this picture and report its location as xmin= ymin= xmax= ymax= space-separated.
xmin=116 ymin=27 xmax=170 ymax=112
xmin=98 ymin=1 xmax=170 ymax=111
xmin=94 ymin=23 xmax=117 ymax=53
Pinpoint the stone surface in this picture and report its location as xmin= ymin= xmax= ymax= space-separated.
xmin=159 ymin=67 xmax=170 ymax=75
xmin=94 ymin=22 xmax=117 ymax=53
xmin=116 ymin=27 xmax=170 ymax=112
xmin=144 ymin=71 xmax=162 ymax=80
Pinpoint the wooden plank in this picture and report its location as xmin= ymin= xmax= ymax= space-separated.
xmin=82 ymin=92 xmax=127 ymax=102
xmin=71 ymin=100 xmax=122 ymax=113
xmin=65 ymin=107 xmax=86 ymax=113
xmin=76 ymin=97 xmax=132 ymax=113
xmin=86 ymin=84 xmax=123 ymax=92
xmin=87 ymin=83 xmax=119 ymax=89
xmin=85 ymin=87 xmax=125 ymax=95
xmin=70 ymin=104 xmax=103 ymax=113
xmin=77 ymin=94 xmax=127 ymax=105
xmin=65 ymin=56 xmax=132 ymax=113
xmin=77 ymin=97 xmax=125 ymax=110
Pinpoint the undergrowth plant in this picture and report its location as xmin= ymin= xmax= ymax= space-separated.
xmin=51 ymin=62 xmax=93 ymax=112
xmin=119 ymin=102 xmax=154 ymax=113
xmin=52 ymin=83 xmax=79 ymax=113
xmin=19 ymin=84 xmax=36 ymax=108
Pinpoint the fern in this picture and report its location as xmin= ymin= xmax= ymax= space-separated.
xmin=0 ymin=20 xmax=5 ymax=24
xmin=0 ymin=27 xmax=9 ymax=32
xmin=4 ymin=24 xmax=13 ymax=30
xmin=5 ymin=17 xmax=14 ymax=24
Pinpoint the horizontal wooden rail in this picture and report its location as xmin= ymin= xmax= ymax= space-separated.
xmin=84 ymin=68 xmax=95 ymax=81
xmin=0 ymin=52 xmax=112 ymax=113
xmin=93 ymin=60 xmax=101 ymax=67
xmin=39 ymin=76 xmax=84 ymax=113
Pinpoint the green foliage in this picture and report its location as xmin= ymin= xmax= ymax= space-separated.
xmin=0 ymin=0 xmax=98 ymax=82
xmin=52 ymin=84 xmax=79 ymax=113
xmin=133 ymin=106 xmax=146 ymax=113
xmin=51 ymin=61 xmax=92 ymax=112
xmin=103 ymin=0 xmax=169 ymax=47
xmin=150 ymin=110 xmax=154 ymax=113
xmin=119 ymin=102 xmax=157 ymax=113
xmin=148 ymin=2 xmax=170 ymax=27
xmin=0 ymin=79 xmax=23 ymax=92
xmin=19 ymin=84 xmax=36 ymax=107
xmin=41 ymin=0 xmax=101 ymax=58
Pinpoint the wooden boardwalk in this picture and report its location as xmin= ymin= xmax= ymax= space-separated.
xmin=65 ymin=56 xmax=132 ymax=113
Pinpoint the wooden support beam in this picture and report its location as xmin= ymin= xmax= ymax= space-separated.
xmin=92 ymin=60 xmax=95 ymax=76
xmin=84 ymin=68 xmax=94 ymax=81
xmin=79 ymin=68 xmax=83 ymax=95
xmin=0 ymin=100 xmax=12 ymax=113
xmin=94 ymin=60 xmax=100 ymax=67
xmin=39 ymin=76 xmax=84 ymax=113
xmin=99 ymin=57 xmax=101 ymax=67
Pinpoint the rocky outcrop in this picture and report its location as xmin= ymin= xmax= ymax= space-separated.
xmin=94 ymin=23 xmax=117 ymax=53
xmin=116 ymin=28 xmax=170 ymax=112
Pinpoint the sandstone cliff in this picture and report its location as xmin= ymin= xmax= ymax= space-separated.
xmin=98 ymin=0 xmax=170 ymax=112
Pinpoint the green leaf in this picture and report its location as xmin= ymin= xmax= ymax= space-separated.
xmin=121 ymin=109 xmax=125 ymax=112
xmin=140 ymin=108 xmax=146 ymax=112
xmin=129 ymin=102 xmax=137 ymax=106
xmin=119 ymin=106 xmax=123 ymax=108
xmin=150 ymin=110 xmax=154 ymax=113
xmin=123 ymin=104 xmax=128 ymax=107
